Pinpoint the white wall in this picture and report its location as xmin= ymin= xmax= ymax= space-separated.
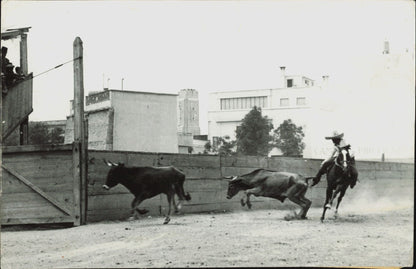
xmin=111 ymin=90 xmax=179 ymax=153
xmin=207 ymin=86 xmax=328 ymax=158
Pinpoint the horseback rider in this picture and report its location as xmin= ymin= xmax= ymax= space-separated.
xmin=311 ymin=131 xmax=351 ymax=187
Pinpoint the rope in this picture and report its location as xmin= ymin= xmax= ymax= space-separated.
xmin=32 ymin=56 xmax=82 ymax=79
xmin=4 ymin=56 xmax=83 ymax=87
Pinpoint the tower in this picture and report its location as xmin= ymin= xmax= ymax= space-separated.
xmin=177 ymin=89 xmax=201 ymax=135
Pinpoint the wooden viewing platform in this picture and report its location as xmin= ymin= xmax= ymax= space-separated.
xmin=1 ymin=27 xmax=33 ymax=143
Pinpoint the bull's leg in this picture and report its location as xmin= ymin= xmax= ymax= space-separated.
xmin=172 ymin=195 xmax=180 ymax=213
xmin=244 ymin=187 xmax=262 ymax=209
xmin=296 ymin=186 xmax=312 ymax=219
xmin=286 ymin=182 xmax=309 ymax=219
xmin=287 ymin=195 xmax=307 ymax=219
xmin=321 ymin=187 xmax=333 ymax=222
xmin=131 ymin=196 xmax=148 ymax=220
xmin=164 ymin=192 xmax=173 ymax=224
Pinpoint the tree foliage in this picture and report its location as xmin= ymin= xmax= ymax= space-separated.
xmin=216 ymin=135 xmax=236 ymax=156
xmin=235 ymin=106 xmax=273 ymax=156
xmin=3 ymin=122 xmax=65 ymax=146
xmin=204 ymin=136 xmax=236 ymax=156
xmin=273 ymin=119 xmax=305 ymax=156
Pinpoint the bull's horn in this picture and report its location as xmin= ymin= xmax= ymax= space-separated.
xmin=103 ymin=159 xmax=118 ymax=167
xmin=223 ymin=176 xmax=234 ymax=179
xmin=227 ymin=176 xmax=237 ymax=181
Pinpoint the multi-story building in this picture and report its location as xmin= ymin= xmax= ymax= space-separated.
xmin=207 ymin=67 xmax=331 ymax=158
xmin=65 ymin=89 xmax=179 ymax=153
xmin=177 ymin=89 xmax=201 ymax=135
xmin=177 ymin=89 xmax=204 ymax=153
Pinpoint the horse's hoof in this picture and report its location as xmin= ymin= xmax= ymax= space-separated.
xmin=240 ymin=199 xmax=245 ymax=207
xmin=247 ymin=204 xmax=252 ymax=209
xmin=163 ymin=217 xmax=170 ymax=224
xmin=325 ymin=204 xmax=331 ymax=209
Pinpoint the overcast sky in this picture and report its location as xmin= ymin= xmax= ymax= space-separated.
xmin=2 ymin=0 xmax=415 ymax=159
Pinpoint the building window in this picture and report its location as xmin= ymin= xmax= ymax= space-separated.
xmin=220 ymin=96 xmax=268 ymax=110
xmin=296 ymin=97 xmax=306 ymax=106
xmin=287 ymin=79 xmax=293 ymax=88
xmin=280 ymin=98 xmax=289 ymax=107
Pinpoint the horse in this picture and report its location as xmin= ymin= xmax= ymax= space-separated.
xmin=320 ymin=147 xmax=358 ymax=222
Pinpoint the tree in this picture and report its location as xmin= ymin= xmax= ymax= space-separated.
xmin=235 ymin=106 xmax=274 ymax=156
xmin=216 ymin=135 xmax=236 ymax=156
xmin=3 ymin=122 xmax=65 ymax=146
xmin=273 ymin=119 xmax=305 ymax=156
xmin=203 ymin=136 xmax=236 ymax=156
xmin=49 ymin=127 xmax=65 ymax=144
xmin=29 ymin=122 xmax=51 ymax=145
xmin=203 ymin=141 xmax=212 ymax=154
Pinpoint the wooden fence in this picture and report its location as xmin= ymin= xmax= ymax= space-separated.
xmin=1 ymin=145 xmax=81 ymax=225
xmin=87 ymin=150 xmax=414 ymax=222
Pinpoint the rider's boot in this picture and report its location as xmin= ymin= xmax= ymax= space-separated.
xmin=311 ymin=171 xmax=324 ymax=186
xmin=311 ymin=162 xmax=331 ymax=186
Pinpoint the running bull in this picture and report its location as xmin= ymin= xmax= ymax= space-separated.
xmin=103 ymin=160 xmax=191 ymax=224
xmin=225 ymin=169 xmax=313 ymax=219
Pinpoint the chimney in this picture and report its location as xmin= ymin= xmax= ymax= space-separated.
xmin=322 ymin=75 xmax=329 ymax=88
xmin=383 ymin=41 xmax=390 ymax=54
xmin=280 ymin=66 xmax=286 ymax=87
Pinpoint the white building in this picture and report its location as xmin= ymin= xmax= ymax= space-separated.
xmin=65 ymin=89 xmax=179 ymax=153
xmin=208 ymin=67 xmax=332 ymax=158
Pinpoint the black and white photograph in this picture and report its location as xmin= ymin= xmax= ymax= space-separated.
xmin=1 ymin=0 xmax=414 ymax=268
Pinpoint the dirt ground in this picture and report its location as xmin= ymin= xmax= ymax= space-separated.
xmin=1 ymin=204 xmax=413 ymax=268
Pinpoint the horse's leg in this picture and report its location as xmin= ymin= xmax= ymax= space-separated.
xmin=334 ymin=186 xmax=347 ymax=219
xmin=321 ymin=187 xmax=333 ymax=222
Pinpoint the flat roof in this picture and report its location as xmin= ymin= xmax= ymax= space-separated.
xmin=1 ymin=27 xmax=31 ymax=40
xmin=210 ymin=86 xmax=317 ymax=94
xmin=103 ymin=89 xmax=178 ymax=97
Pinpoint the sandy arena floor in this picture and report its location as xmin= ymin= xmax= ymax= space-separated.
xmin=1 ymin=205 xmax=413 ymax=268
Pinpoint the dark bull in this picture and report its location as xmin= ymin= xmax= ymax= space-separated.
xmin=225 ymin=169 xmax=313 ymax=220
xmin=103 ymin=160 xmax=191 ymax=224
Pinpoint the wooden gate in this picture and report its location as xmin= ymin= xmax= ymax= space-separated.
xmin=1 ymin=144 xmax=85 ymax=226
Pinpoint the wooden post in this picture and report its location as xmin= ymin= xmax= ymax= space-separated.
xmin=20 ymin=33 xmax=28 ymax=74
xmin=19 ymin=33 xmax=29 ymax=145
xmin=73 ymin=37 xmax=87 ymax=225
xmin=1 ymin=50 xmax=3 ymax=147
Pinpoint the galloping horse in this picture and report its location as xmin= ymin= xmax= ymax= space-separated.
xmin=320 ymin=147 xmax=358 ymax=222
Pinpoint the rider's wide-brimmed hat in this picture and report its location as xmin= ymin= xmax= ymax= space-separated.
xmin=325 ymin=131 xmax=344 ymax=140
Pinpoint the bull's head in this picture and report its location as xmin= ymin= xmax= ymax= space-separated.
xmin=102 ymin=159 xmax=124 ymax=190
xmin=225 ymin=176 xmax=241 ymax=199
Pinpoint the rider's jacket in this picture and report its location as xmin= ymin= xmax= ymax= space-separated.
xmin=321 ymin=139 xmax=347 ymax=167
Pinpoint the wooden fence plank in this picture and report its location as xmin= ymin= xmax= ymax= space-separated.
xmin=2 ymin=164 xmax=72 ymax=216
xmin=2 ymin=216 xmax=74 ymax=226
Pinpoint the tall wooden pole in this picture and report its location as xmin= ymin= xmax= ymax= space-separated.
xmin=19 ymin=32 xmax=29 ymax=145
xmin=73 ymin=37 xmax=87 ymax=225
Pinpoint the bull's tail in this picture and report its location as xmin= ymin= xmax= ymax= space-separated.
xmin=175 ymin=182 xmax=191 ymax=201
xmin=305 ymin=177 xmax=314 ymax=185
